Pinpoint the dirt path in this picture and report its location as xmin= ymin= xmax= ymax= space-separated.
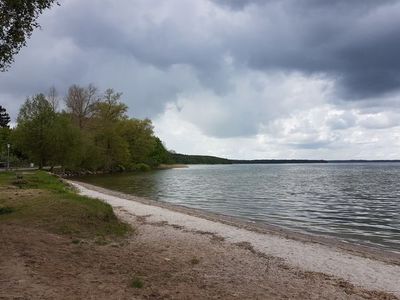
xmin=1 ymin=220 xmax=396 ymax=300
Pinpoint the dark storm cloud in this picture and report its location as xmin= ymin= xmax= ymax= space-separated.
xmin=214 ymin=0 xmax=394 ymax=11
xmin=49 ymin=1 xmax=224 ymax=71
xmin=16 ymin=0 xmax=400 ymax=102
xmin=211 ymin=0 xmax=267 ymax=10
xmin=55 ymin=0 xmax=400 ymax=101
xmin=212 ymin=0 xmax=400 ymax=99
xmin=1 ymin=0 xmax=400 ymax=137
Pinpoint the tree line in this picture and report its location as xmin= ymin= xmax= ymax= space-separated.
xmin=170 ymin=153 xmax=231 ymax=165
xmin=0 ymin=84 xmax=173 ymax=172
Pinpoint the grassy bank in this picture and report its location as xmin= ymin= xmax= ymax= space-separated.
xmin=0 ymin=171 xmax=130 ymax=239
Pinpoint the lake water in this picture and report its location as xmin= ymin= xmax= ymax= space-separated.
xmin=78 ymin=163 xmax=400 ymax=253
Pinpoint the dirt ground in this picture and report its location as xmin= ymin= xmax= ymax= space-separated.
xmin=0 ymin=216 xmax=397 ymax=300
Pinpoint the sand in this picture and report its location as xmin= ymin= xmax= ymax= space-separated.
xmin=69 ymin=180 xmax=400 ymax=298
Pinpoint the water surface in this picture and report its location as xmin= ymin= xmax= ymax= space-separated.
xmin=78 ymin=163 xmax=400 ymax=252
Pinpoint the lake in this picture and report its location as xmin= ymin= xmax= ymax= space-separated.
xmin=78 ymin=163 xmax=400 ymax=253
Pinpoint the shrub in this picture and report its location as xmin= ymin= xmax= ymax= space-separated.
xmin=133 ymin=163 xmax=151 ymax=172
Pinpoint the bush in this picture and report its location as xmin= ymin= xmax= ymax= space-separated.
xmin=133 ymin=163 xmax=151 ymax=172
xmin=112 ymin=164 xmax=126 ymax=173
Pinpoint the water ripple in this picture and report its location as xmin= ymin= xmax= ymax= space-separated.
xmin=79 ymin=163 xmax=400 ymax=252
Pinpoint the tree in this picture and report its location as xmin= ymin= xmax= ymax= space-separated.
xmin=149 ymin=137 xmax=173 ymax=166
xmin=14 ymin=93 xmax=56 ymax=168
xmin=47 ymin=113 xmax=82 ymax=170
xmin=94 ymin=88 xmax=127 ymax=121
xmin=121 ymin=118 xmax=156 ymax=165
xmin=65 ymin=84 xmax=99 ymax=129
xmin=94 ymin=125 xmax=130 ymax=171
xmin=0 ymin=107 xmax=11 ymax=162
xmin=0 ymin=0 xmax=57 ymax=70
xmin=47 ymin=86 xmax=59 ymax=111
xmin=11 ymin=85 xmax=173 ymax=171
xmin=0 ymin=105 xmax=10 ymax=127
xmin=90 ymin=89 xmax=130 ymax=171
xmin=14 ymin=94 xmax=84 ymax=170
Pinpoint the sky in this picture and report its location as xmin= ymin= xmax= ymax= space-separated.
xmin=1 ymin=0 xmax=400 ymax=159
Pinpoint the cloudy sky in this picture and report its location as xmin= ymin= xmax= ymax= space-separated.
xmin=1 ymin=0 xmax=400 ymax=159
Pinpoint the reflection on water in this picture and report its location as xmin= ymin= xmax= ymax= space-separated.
xmin=78 ymin=163 xmax=400 ymax=252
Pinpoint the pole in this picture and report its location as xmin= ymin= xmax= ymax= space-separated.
xmin=7 ymin=143 xmax=10 ymax=171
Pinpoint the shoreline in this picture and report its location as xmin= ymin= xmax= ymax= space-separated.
xmin=70 ymin=179 xmax=400 ymax=265
xmin=69 ymin=180 xmax=400 ymax=297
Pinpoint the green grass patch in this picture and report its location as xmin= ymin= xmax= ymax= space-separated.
xmin=14 ymin=171 xmax=69 ymax=192
xmin=0 ymin=171 xmax=130 ymax=239
xmin=0 ymin=206 xmax=15 ymax=215
xmin=0 ymin=171 xmax=14 ymax=186
xmin=130 ymin=277 xmax=144 ymax=288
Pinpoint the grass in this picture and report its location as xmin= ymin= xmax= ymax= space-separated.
xmin=0 ymin=171 xmax=130 ymax=239
xmin=190 ymin=257 xmax=200 ymax=265
xmin=130 ymin=277 xmax=144 ymax=288
xmin=0 ymin=206 xmax=15 ymax=215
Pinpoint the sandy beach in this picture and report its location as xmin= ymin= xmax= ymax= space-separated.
xmin=68 ymin=180 xmax=400 ymax=299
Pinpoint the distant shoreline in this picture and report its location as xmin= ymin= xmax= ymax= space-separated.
xmin=170 ymin=152 xmax=400 ymax=165
xmin=155 ymin=164 xmax=188 ymax=169
xmin=232 ymin=159 xmax=400 ymax=164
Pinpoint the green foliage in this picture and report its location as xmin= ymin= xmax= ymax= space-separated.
xmin=90 ymin=90 xmax=130 ymax=171
xmin=0 ymin=206 xmax=14 ymax=215
xmin=121 ymin=118 xmax=155 ymax=165
xmin=149 ymin=137 xmax=174 ymax=166
xmin=9 ymin=85 xmax=174 ymax=172
xmin=0 ymin=126 xmax=11 ymax=162
xmin=94 ymin=127 xmax=130 ymax=171
xmin=170 ymin=153 xmax=231 ymax=164
xmin=12 ymin=170 xmax=68 ymax=192
xmin=130 ymin=277 xmax=144 ymax=288
xmin=48 ymin=113 xmax=83 ymax=170
xmin=0 ymin=105 xmax=10 ymax=127
xmin=0 ymin=126 xmax=10 ymax=143
xmin=0 ymin=0 xmax=57 ymax=71
xmin=13 ymin=94 xmax=56 ymax=168
xmin=78 ymin=136 xmax=105 ymax=171
xmin=12 ymin=94 xmax=82 ymax=170
xmin=0 ymin=171 xmax=130 ymax=238
xmin=132 ymin=163 xmax=151 ymax=172
xmin=94 ymin=88 xmax=127 ymax=122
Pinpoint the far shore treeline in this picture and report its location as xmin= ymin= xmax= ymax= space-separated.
xmin=0 ymin=85 xmax=173 ymax=172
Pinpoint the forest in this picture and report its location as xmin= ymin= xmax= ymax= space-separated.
xmin=0 ymin=84 xmax=173 ymax=172
xmin=170 ymin=153 xmax=231 ymax=165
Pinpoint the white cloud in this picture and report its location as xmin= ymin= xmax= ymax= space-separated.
xmin=357 ymin=112 xmax=400 ymax=129
xmin=155 ymin=97 xmax=400 ymax=159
